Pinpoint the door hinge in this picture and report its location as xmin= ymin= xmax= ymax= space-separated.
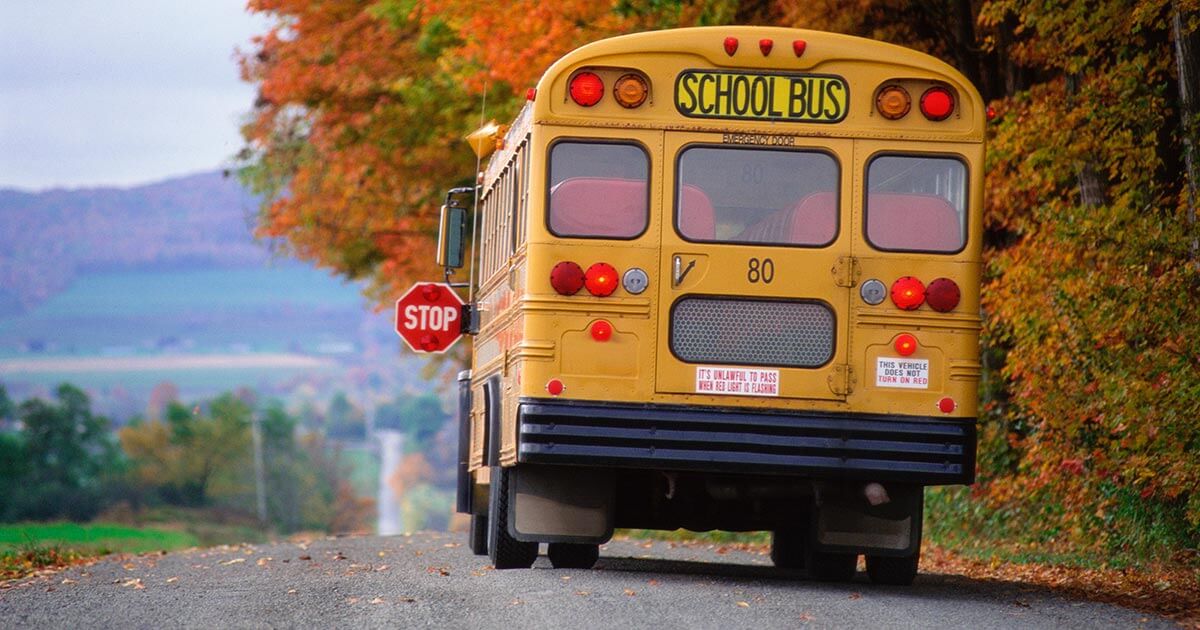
xmin=831 ymin=256 xmax=861 ymax=288
xmin=827 ymin=364 xmax=855 ymax=396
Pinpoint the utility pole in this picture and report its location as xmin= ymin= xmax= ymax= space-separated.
xmin=252 ymin=412 xmax=267 ymax=527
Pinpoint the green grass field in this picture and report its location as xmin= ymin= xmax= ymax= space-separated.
xmin=0 ymin=522 xmax=200 ymax=555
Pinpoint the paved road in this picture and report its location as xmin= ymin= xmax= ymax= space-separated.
xmin=0 ymin=533 xmax=1173 ymax=629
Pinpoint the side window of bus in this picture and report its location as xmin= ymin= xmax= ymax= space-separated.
xmin=676 ymin=147 xmax=839 ymax=247
xmin=865 ymin=155 xmax=967 ymax=253
xmin=548 ymin=142 xmax=649 ymax=239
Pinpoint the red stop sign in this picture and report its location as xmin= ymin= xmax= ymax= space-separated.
xmin=394 ymin=282 xmax=465 ymax=354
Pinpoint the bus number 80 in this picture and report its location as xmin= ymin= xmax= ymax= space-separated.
xmin=747 ymin=257 xmax=775 ymax=284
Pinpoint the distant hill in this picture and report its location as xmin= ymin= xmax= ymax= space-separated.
xmin=0 ymin=171 xmax=268 ymax=314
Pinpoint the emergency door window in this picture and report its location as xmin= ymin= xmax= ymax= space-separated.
xmin=866 ymin=155 xmax=967 ymax=253
xmin=675 ymin=146 xmax=839 ymax=246
xmin=548 ymin=141 xmax=649 ymax=239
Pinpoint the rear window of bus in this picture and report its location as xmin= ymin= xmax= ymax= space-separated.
xmin=865 ymin=155 xmax=967 ymax=253
xmin=675 ymin=146 xmax=839 ymax=247
xmin=547 ymin=141 xmax=649 ymax=239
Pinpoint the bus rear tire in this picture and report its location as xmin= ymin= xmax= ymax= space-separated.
xmin=547 ymin=543 xmax=599 ymax=569
xmin=866 ymin=552 xmax=919 ymax=586
xmin=808 ymin=551 xmax=857 ymax=582
xmin=468 ymin=514 xmax=488 ymax=556
xmin=487 ymin=466 xmax=538 ymax=570
xmin=769 ymin=530 xmax=805 ymax=569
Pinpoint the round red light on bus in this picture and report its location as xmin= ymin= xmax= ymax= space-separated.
xmin=937 ymin=397 xmax=957 ymax=414
xmin=613 ymin=73 xmax=648 ymax=108
xmin=569 ymin=72 xmax=604 ymax=107
xmin=925 ymin=277 xmax=961 ymax=312
xmin=584 ymin=262 xmax=619 ymax=297
xmin=894 ymin=333 xmax=918 ymax=356
xmin=890 ymin=276 xmax=926 ymax=310
xmin=590 ymin=320 xmax=613 ymax=342
xmin=550 ymin=261 xmax=585 ymax=295
xmin=546 ymin=379 xmax=565 ymax=396
xmin=920 ymin=86 xmax=955 ymax=121
xmin=723 ymin=37 xmax=739 ymax=56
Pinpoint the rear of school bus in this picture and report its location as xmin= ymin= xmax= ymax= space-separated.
xmin=469 ymin=26 xmax=983 ymax=583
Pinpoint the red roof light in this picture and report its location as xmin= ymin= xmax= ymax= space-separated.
xmin=724 ymin=37 xmax=738 ymax=56
xmin=569 ymin=72 xmax=604 ymax=107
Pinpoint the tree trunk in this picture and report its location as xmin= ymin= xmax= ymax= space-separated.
xmin=1172 ymin=1 xmax=1198 ymax=261
xmin=1067 ymin=74 xmax=1109 ymax=206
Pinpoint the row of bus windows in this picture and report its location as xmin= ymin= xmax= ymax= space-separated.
xmin=547 ymin=141 xmax=968 ymax=253
xmin=478 ymin=140 xmax=531 ymax=282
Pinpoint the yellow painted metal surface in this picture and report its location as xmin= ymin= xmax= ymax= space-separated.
xmin=467 ymin=27 xmax=985 ymax=470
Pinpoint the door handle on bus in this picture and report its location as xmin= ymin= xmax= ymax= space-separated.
xmin=673 ymin=255 xmax=696 ymax=287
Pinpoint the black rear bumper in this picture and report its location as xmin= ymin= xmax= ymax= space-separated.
xmin=517 ymin=399 xmax=975 ymax=485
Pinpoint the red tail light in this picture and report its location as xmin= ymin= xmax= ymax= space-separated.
xmin=890 ymin=276 xmax=926 ymax=310
xmin=569 ymin=72 xmax=604 ymax=107
xmin=584 ymin=263 xmax=619 ymax=297
xmin=920 ymin=86 xmax=954 ymax=121
xmin=590 ymin=320 xmax=613 ymax=342
xmin=550 ymin=261 xmax=585 ymax=295
xmin=925 ymin=278 xmax=961 ymax=312
xmin=894 ymin=333 xmax=918 ymax=356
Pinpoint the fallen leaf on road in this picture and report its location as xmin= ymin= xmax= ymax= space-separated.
xmin=510 ymin=598 xmax=523 ymax=606
xmin=400 ymin=596 xmax=416 ymax=603
xmin=378 ymin=551 xmax=387 ymax=558
xmin=849 ymin=592 xmax=862 ymax=600
xmin=624 ymin=589 xmax=636 ymax=596
xmin=1013 ymin=599 xmax=1030 ymax=608
xmin=220 ymin=558 xmax=245 ymax=566
xmin=375 ymin=565 xmax=389 ymax=572
xmin=346 ymin=597 xmax=360 ymax=605
xmin=166 ymin=577 xmax=179 ymax=584
xmin=299 ymin=555 xmax=312 ymax=561
xmin=443 ymin=543 xmax=461 ymax=548
xmin=575 ymin=590 xmax=590 ymax=596
xmin=122 ymin=578 xmax=144 ymax=589
xmin=370 ymin=597 xmax=385 ymax=605
xmin=736 ymin=601 xmax=749 ymax=608
xmin=122 ymin=563 xmax=135 ymax=571
xmin=640 ymin=541 xmax=653 ymax=549
xmin=561 ymin=576 xmax=571 ymax=581
xmin=799 ymin=612 xmax=814 ymax=622
xmin=648 ymin=579 xmax=660 ymax=586
xmin=333 ymin=553 xmax=347 ymax=561
xmin=60 ymin=578 xmax=76 ymax=585
xmin=716 ymin=546 xmax=729 ymax=555
xmin=427 ymin=566 xmax=450 ymax=576
xmin=256 ymin=558 xmax=271 ymax=567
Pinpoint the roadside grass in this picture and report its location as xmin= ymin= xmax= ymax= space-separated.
xmin=0 ymin=522 xmax=200 ymax=580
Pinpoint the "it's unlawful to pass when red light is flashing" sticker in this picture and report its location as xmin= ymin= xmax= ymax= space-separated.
xmin=695 ymin=366 xmax=780 ymax=396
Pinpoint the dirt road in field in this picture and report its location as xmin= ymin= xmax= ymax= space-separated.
xmin=0 ymin=532 xmax=1175 ymax=629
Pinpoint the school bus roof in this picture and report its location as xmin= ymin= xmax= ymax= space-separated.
xmin=531 ymin=26 xmax=985 ymax=141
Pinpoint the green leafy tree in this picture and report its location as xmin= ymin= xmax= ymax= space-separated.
xmin=374 ymin=393 xmax=448 ymax=453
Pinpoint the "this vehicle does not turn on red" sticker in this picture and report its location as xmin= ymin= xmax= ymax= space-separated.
xmin=875 ymin=357 xmax=930 ymax=389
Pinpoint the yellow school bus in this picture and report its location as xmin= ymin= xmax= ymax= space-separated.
xmin=439 ymin=26 xmax=983 ymax=585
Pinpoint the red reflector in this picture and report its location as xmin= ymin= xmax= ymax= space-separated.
xmin=759 ymin=39 xmax=773 ymax=56
xmin=938 ymin=397 xmax=957 ymax=414
xmin=920 ymin=86 xmax=955 ymax=121
xmin=986 ymin=105 xmax=997 ymax=121
xmin=419 ymin=333 xmax=439 ymax=352
xmin=590 ymin=320 xmax=613 ymax=342
xmin=546 ymin=379 xmax=565 ymax=396
xmin=550 ymin=261 xmax=585 ymax=296
xmin=925 ymin=278 xmax=961 ymax=312
xmin=894 ymin=334 xmax=918 ymax=356
xmin=890 ymin=276 xmax=926 ymax=310
xmin=584 ymin=262 xmax=619 ymax=297
xmin=569 ymin=72 xmax=604 ymax=107
xmin=526 ymin=87 xmax=537 ymax=101
xmin=724 ymin=37 xmax=738 ymax=56
xmin=792 ymin=40 xmax=807 ymax=57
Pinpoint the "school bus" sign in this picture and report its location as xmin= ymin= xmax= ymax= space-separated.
xmin=674 ymin=69 xmax=849 ymax=123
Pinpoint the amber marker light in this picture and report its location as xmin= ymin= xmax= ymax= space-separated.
xmin=613 ymin=74 xmax=648 ymax=108
xmin=894 ymin=333 xmax=918 ymax=356
xmin=584 ymin=262 xmax=619 ymax=297
xmin=590 ymin=320 xmax=613 ymax=342
xmin=920 ymin=86 xmax=955 ymax=120
xmin=569 ymin=72 xmax=604 ymax=107
xmin=890 ymin=276 xmax=926 ymax=310
xmin=876 ymin=85 xmax=911 ymax=120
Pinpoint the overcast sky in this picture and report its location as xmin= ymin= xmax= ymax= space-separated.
xmin=0 ymin=1 xmax=267 ymax=191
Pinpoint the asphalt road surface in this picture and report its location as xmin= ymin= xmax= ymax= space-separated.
xmin=0 ymin=532 xmax=1174 ymax=629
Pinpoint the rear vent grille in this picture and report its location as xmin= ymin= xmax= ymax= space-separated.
xmin=671 ymin=297 xmax=835 ymax=368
